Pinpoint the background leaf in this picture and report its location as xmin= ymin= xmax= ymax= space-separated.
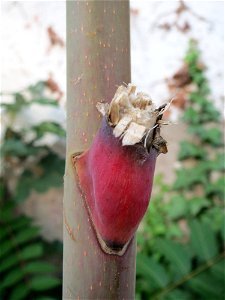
xmin=30 ymin=276 xmax=60 ymax=291
xmin=154 ymin=239 xmax=191 ymax=277
xmin=189 ymin=220 xmax=218 ymax=261
xmin=136 ymin=254 xmax=169 ymax=289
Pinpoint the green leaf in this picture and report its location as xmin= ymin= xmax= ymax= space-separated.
xmin=205 ymin=177 xmax=224 ymax=199
xmin=162 ymin=289 xmax=192 ymax=300
xmin=189 ymin=220 xmax=218 ymax=261
xmin=28 ymin=81 xmax=46 ymax=97
xmin=188 ymin=92 xmax=207 ymax=105
xmin=141 ymin=202 xmax=167 ymax=238
xmin=0 ymin=239 xmax=16 ymax=259
xmin=188 ymin=197 xmax=210 ymax=216
xmin=200 ymin=127 xmax=223 ymax=146
xmin=210 ymin=259 xmax=225 ymax=281
xmin=199 ymin=82 xmax=210 ymax=95
xmin=32 ymin=121 xmax=66 ymax=140
xmin=197 ymin=153 xmax=225 ymax=172
xmin=189 ymin=126 xmax=222 ymax=146
xmin=0 ymin=253 xmax=56 ymax=274
xmin=192 ymin=72 xmax=206 ymax=86
xmin=154 ymin=239 xmax=191 ymax=276
xmin=166 ymin=224 xmax=183 ymax=238
xmin=0 ymin=243 xmax=43 ymax=268
xmin=0 ymin=268 xmax=24 ymax=289
xmin=136 ymin=254 xmax=169 ymax=288
xmin=10 ymin=216 xmax=31 ymax=232
xmin=1 ymin=93 xmax=27 ymax=113
xmin=0 ymin=180 xmax=6 ymax=199
xmin=12 ymin=227 xmax=39 ymax=245
xmin=13 ymin=171 xmax=33 ymax=202
xmin=174 ymin=167 xmax=207 ymax=190
xmin=30 ymin=276 xmax=60 ymax=291
xmin=1 ymin=139 xmax=40 ymax=157
xmin=23 ymin=262 xmax=56 ymax=274
xmin=183 ymin=108 xmax=200 ymax=125
xmin=33 ymin=98 xmax=58 ymax=106
xmin=0 ymin=201 xmax=15 ymax=222
xmin=136 ymin=278 xmax=152 ymax=294
xmin=14 ymin=152 xmax=64 ymax=202
xmin=221 ymin=219 xmax=225 ymax=241
xmin=202 ymin=207 xmax=225 ymax=232
xmin=201 ymin=101 xmax=220 ymax=122
xmin=9 ymin=284 xmax=30 ymax=300
xmin=135 ymin=292 xmax=142 ymax=300
xmin=209 ymin=153 xmax=225 ymax=171
xmin=0 ymin=226 xmax=10 ymax=242
xmin=32 ymin=153 xmax=65 ymax=192
xmin=185 ymin=41 xmax=200 ymax=65
xmin=188 ymin=271 xmax=224 ymax=299
xmin=0 ymin=254 xmax=18 ymax=273
xmin=20 ymin=243 xmax=43 ymax=260
xmin=178 ymin=141 xmax=207 ymax=160
xmin=167 ymin=195 xmax=188 ymax=219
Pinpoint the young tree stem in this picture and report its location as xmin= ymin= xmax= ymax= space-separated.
xmin=63 ymin=1 xmax=136 ymax=299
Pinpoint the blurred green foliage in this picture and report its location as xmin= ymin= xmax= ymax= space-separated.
xmin=0 ymin=81 xmax=64 ymax=299
xmin=1 ymin=81 xmax=65 ymax=203
xmin=0 ymin=202 xmax=62 ymax=300
xmin=136 ymin=40 xmax=225 ymax=300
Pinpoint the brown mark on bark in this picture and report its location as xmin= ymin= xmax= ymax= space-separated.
xmin=64 ymin=210 xmax=76 ymax=242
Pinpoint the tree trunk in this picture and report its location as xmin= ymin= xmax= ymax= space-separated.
xmin=63 ymin=1 xmax=136 ymax=299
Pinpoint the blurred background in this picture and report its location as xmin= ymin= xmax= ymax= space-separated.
xmin=0 ymin=1 xmax=224 ymax=300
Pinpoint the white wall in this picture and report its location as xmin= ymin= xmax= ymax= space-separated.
xmin=1 ymin=1 xmax=224 ymax=115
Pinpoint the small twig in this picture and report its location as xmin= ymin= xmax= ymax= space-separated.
xmin=152 ymin=251 xmax=225 ymax=299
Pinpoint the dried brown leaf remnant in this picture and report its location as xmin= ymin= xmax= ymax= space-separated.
xmin=166 ymin=60 xmax=203 ymax=112
xmin=97 ymin=83 xmax=168 ymax=153
xmin=152 ymin=0 xmax=210 ymax=33
xmin=46 ymin=75 xmax=63 ymax=100
xmin=130 ymin=8 xmax=139 ymax=16
xmin=169 ymin=64 xmax=191 ymax=88
xmin=47 ymin=26 xmax=64 ymax=47
xmin=166 ymin=66 xmax=192 ymax=111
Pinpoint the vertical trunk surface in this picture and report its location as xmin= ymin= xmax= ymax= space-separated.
xmin=63 ymin=1 xmax=135 ymax=299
